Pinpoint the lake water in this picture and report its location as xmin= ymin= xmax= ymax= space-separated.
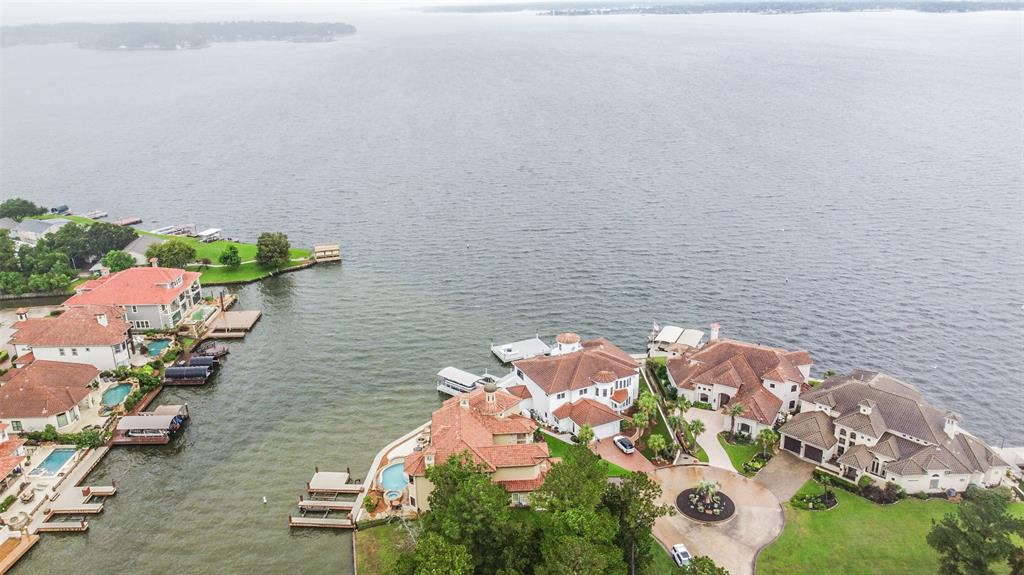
xmin=2 ymin=10 xmax=1022 ymax=574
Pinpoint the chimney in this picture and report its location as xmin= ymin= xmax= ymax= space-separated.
xmin=459 ymin=397 xmax=470 ymax=409
xmin=709 ymin=322 xmax=721 ymax=342
xmin=943 ymin=411 xmax=960 ymax=439
xmin=100 ymin=267 xmax=110 ymax=277
xmin=95 ymin=313 xmax=108 ymax=327
xmin=149 ymin=257 xmax=159 ymax=268
xmin=15 ymin=308 xmax=27 ymax=322
xmin=858 ymin=400 xmax=873 ymax=416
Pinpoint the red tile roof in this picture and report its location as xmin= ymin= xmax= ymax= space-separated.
xmin=404 ymin=387 xmax=548 ymax=481
xmin=552 ymin=398 xmax=622 ymax=427
xmin=496 ymin=472 xmax=549 ymax=493
xmin=64 ymin=266 xmax=201 ymax=307
xmin=504 ymin=385 xmax=532 ymax=399
xmin=12 ymin=353 xmax=34 ymax=367
xmin=515 ymin=338 xmax=638 ymax=395
xmin=0 ymin=360 xmax=98 ymax=419
xmin=611 ymin=388 xmax=630 ymax=404
xmin=11 ymin=305 xmax=130 ymax=347
xmin=556 ymin=332 xmax=581 ymax=345
xmin=668 ymin=339 xmax=811 ymax=425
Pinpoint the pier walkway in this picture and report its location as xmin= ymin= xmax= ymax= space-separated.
xmin=26 ymin=447 xmax=117 ymax=535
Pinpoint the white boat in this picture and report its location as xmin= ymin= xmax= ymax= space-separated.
xmin=490 ymin=336 xmax=551 ymax=363
xmin=436 ymin=367 xmax=498 ymax=397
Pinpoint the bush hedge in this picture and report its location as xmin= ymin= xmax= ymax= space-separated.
xmin=0 ymin=495 xmax=15 ymax=512
xmin=24 ymin=425 xmax=106 ymax=449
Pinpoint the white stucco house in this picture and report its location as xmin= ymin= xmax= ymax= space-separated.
xmin=667 ymin=325 xmax=813 ymax=437
xmin=9 ymin=305 xmax=134 ymax=370
xmin=63 ymin=264 xmax=203 ymax=330
xmin=0 ymin=361 xmax=100 ymax=433
xmin=779 ymin=370 xmax=1011 ymax=494
xmin=501 ymin=333 xmax=639 ymax=440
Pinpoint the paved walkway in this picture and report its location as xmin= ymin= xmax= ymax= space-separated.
xmin=754 ymin=450 xmax=816 ymax=502
xmin=684 ymin=408 xmax=735 ymax=472
xmin=650 ymin=465 xmax=784 ymax=575
xmin=591 ymin=440 xmax=655 ymax=473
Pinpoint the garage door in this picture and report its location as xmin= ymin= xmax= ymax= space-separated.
xmin=783 ymin=436 xmax=802 ymax=454
xmin=803 ymin=445 xmax=824 ymax=463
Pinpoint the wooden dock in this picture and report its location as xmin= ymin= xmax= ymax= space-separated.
xmin=288 ymin=468 xmax=363 ymax=530
xmin=313 ymin=244 xmax=342 ymax=263
xmin=287 ymin=516 xmax=354 ymax=529
xmin=207 ymin=310 xmax=262 ymax=339
xmin=36 ymin=519 xmax=89 ymax=532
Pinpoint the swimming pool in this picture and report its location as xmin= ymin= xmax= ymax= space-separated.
xmin=145 ymin=339 xmax=172 ymax=356
xmin=190 ymin=306 xmax=217 ymax=322
xmin=29 ymin=448 xmax=77 ymax=477
xmin=102 ymin=384 xmax=133 ymax=406
xmin=379 ymin=463 xmax=409 ymax=500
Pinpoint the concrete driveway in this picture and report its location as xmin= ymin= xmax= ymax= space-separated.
xmin=591 ymin=439 xmax=655 ymax=473
xmin=754 ymin=450 xmax=816 ymax=502
xmin=650 ymin=465 xmax=784 ymax=575
xmin=684 ymin=407 xmax=736 ymax=472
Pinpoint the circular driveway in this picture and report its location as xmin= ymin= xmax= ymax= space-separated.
xmin=650 ymin=466 xmax=784 ymax=575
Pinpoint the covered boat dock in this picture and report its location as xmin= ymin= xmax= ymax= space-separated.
xmin=491 ymin=336 xmax=551 ymax=363
xmin=436 ymin=367 xmax=497 ymax=397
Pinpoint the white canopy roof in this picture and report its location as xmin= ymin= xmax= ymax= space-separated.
xmin=436 ymin=367 xmax=481 ymax=387
xmin=654 ymin=326 xmax=684 ymax=344
xmin=678 ymin=329 xmax=704 ymax=348
xmin=117 ymin=415 xmax=176 ymax=431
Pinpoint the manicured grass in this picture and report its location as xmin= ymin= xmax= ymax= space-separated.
xmin=759 ymin=480 xmax=1024 ymax=575
xmin=639 ymin=411 xmax=672 ymax=462
xmin=355 ymin=522 xmax=410 ymax=575
xmin=644 ymin=534 xmax=679 ymax=574
xmin=682 ymin=424 xmax=709 ymax=463
xmin=185 ymin=259 xmax=309 ymax=284
xmin=543 ymin=434 xmax=631 ymax=478
xmin=717 ymin=432 xmax=761 ymax=476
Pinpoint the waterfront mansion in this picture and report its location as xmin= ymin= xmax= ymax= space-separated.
xmin=9 ymin=305 xmax=134 ymax=370
xmin=404 ymin=383 xmax=551 ymax=510
xmin=780 ymin=370 xmax=1011 ymax=494
xmin=667 ymin=326 xmax=813 ymax=437
xmin=63 ymin=264 xmax=202 ymax=330
xmin=502 ymin=333 xmax=639 ymax=441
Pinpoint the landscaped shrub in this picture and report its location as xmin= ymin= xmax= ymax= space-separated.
xmin=694 ymin=401 xmax=714 ymax=410
xmin=813 ymin=469 xmax=859 ymax=493
xmin=857 ymin=475 xmax=873 ymax=490
xmin=0 ymin=350 xmax=8 ymax=363
xmin=913 ymin=491 xmax=930 ymax=500
xmin=0 ymin=495 xmax=15 ymax=512
xmin=24 ymin=425 xmax=106 ymax=449
xmin=163 ymin=345 xmax=182 ymax=363
xmin=861 ymin=481 xmax=905 ymax=504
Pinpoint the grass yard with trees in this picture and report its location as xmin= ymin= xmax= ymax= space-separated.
xmin=759 ymin=480 xmax=1024 ymax=575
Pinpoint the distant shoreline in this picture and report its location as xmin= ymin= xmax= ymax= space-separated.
xmin=0 ymin=21 xmax=356 ymax=51
xmin=422 ymin=1 xmax=1022 ymax=15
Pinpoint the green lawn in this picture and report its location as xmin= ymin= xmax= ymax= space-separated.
xmin=759 ymin=480 xmax=1024 ymax=575
xmin=34 ymin=214 xmax=313 ymax=285
xmin=645 ymin=534 xmax=679 ymax=574
xmin=682 ymin=424 xmax=709 ymax=463
xmin=355 ymin=522 xmax=410 ymax=575
xmin=639 ymin=410 xmax=673 ymax=462
xmin=543 ymin=434 xmax=631 ymax=478
xmin=717 ymin=432 xmax=761 ymax=476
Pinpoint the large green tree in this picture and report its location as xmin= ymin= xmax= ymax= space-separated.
xmin=101 ymin=250 xmax=136 ymax=272
xmin=422 ymin=453 xmax=513 ymax=574
xmin=927 ymin=487 xmax=1024 ymax=575
xmin=256 ymin=232 xmax=291 ymax=268
xmin=533 ymin=440 xmax=606 ymax=513
xmin=0 ymin=198 xmax=46 ymax=221
xmin=39 ymin=222 xmax=91 ymax=267
xmin=401 ymin=532 xmax=473 ymax=575
xmin=146 ymin=238 xmax=196 ymax=269
xmin=218 ymin=245 xmax=242 ymax=269
xmin=86 ymin=221 xmax=137 ymax=255
xmin=602 ymin=472 xmax=675 ymax=575
xmin=0 ymin=231 xmax=19 ymax=273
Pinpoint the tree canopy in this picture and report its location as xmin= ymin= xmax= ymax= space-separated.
xmin=218 ymin=245 xmax=242 ymax=269
xmin=927 ymin=486 xmax=1024 ymax=575
xmin=0 ymin=198 xmax=47 ymax=221
xmin=256 ymin=232 xmax=291 ymax=268
xmin=101 ymin=250 xmax=136 ymax=272
xmin=603 ymin=472 xmax=675 ymax=575
xmin=145 ymin=238 xmax=196 ymax=269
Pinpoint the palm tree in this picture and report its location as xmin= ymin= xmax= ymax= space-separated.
xmin=696 ymin=479 xmax=719 ymax=507
xmin=725 ymin=403 xmax=745 ymax=440
xmin=677 ymin=397 xmax=693 ymax=415
xmin=688 ymin=419 xmax=706 ymax=448
xmin=647 ymin=433 xmax=668 ymax=461
xmin=756 ymin=428 xmax=780 ymax=457
xmin=667 ymin=415 xmax=682 ymax=433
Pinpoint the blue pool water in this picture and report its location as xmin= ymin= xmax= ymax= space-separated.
xmin=379 ymin=463 xmax=409 ymax=493
xmin=29 ymin=448 xmax=76 ymax=477
xmin=145 ymin=339 xmax=172 ymax=355
xmin=101 ymin=384 xmax=133 ymax=406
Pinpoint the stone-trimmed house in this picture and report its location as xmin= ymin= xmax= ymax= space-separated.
xmin=63 ymin=265 xmax=202 ymax=330
xmin=404 ymin=383 xmax=551 ymax=510
xmin=503 ymin=333 xmax=639 ymax=440
xmin=9 ymin=305 xmax=134 ymax=370
xmin=0 ymin=361 xmax=100 ymax=433
xmin=667 ymin=327 xmax=812 ymax=437
xmin=779 ymin=370 xmax=1011 ymax=494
